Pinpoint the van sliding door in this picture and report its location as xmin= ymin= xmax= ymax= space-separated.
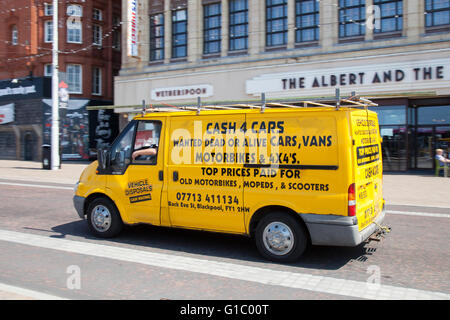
xmin=167 ymin=114 xmax=246 ymax=233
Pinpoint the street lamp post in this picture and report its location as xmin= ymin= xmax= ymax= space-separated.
xmin=51 ymin=0 xmax=60 ymax=170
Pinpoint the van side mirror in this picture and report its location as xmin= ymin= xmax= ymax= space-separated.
xmin=98 ymin=147 xmax=110 ymax=170
xmin=89 ymin=148 xmax=98 ymax=160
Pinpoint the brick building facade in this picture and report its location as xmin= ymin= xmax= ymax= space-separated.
xmin=0 ymin=0 xmax=121 ymax=161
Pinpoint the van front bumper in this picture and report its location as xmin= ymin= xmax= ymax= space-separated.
xmin=300 ymin=208 xmax=386 ymax=247
xmin=73 ymin=195 xmax=86 ymax=219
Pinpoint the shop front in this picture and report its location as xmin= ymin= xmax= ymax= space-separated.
xmin=0 ymin=77 xmax=119 ymax=162
xmin=408 ymin=101 xmax=450 ymax=171
xmin=0 ymin=77 xmax=50 ymax=161
xmin=369 ymin=99 xmax=450 ymax=172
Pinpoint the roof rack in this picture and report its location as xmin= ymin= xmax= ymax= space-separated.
xmin=139 ymin=90 xmax=378 ymax=116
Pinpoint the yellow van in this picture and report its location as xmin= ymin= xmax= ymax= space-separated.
xmin=73 ymin=98 xmax=386 ymax=262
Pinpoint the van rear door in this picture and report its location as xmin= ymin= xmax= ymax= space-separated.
xmin=351 ymin=110 xmax=384 ymax=231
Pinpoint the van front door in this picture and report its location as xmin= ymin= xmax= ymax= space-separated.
xmin=167 ymin=114 xmax=246 ymax=233
xmin=107 ymin=119 xmax=165 ymax=225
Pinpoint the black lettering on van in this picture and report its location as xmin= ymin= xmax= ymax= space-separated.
xmin=301 ymin=135 xmax=332 ymax=147
xmin=268 ymin=121 xmax=276 ymax=133
xmin=288 ymin=182 xmax=329 ymax=191
xmin=206 ymin=123 xmax=213 ymax=134
xmin=243 ymin=181 xmax=274 ymax=189
xmin=356 ymin=144 xmax=380 ymax=166
xmin=302 ymin=136 xmax=310 ymax=146
xmin=251 ymin=121 xmax=259 ymax=133
xmin=277 ymin=121 xmax=285 ymax=134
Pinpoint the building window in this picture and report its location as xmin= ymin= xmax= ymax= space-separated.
xmin=92 ymin=25 xmax=102 ymax=46
xmin=339 ymin=0 xmax=366 ymax=39
xmin=67 ymin=20 xmax=82 ymax=43
xmin=44 ymin=3 xmax=53 ymax=16
xmin=67 ymin=64 xmax=82 ymax=94
xmin=150 ymin=13 xmax=164 ymax=61
xmin=92 ymin=67 xmax=102 ymax=95
xmin=373 ymin=0 xmax=403 ymax=34
xmin=203 ymin=3 xmax=222 ymax=55
xmin=425 ymin=0 xmax=450 ymax=28
xmin=67 ymin=5 xmax=83 ymax=17
xmin=266 ymin=0 xmax=288 ymax=47
xmin=44 ymin=20 xmax=53 ymax=43
xmin=44 ymin=64 xmax=53 ymax=77
xmin=172 ymin=9 xmax=187 ymax=58
xmin=11 ymin=25 xmax=18 ymax=45
xmin=93 ymin=8 xmax=103 ymax=21
xmin=295 ymin=0 xmax=320 ymax=43
xmin=229 ymin=0 xmax=248 ymax=51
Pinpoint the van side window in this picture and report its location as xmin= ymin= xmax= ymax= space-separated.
xmin=132 ymin=121 xmax=162 ymax=164
xmin=110 ymin=121 xmax=136 ymax=173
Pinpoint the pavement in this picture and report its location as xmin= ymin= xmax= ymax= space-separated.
xmin=0 ymin=159 xmax=449 ymax=208
xmin=0 ymin=160 xmax=86 ymax=185
xmin=383 ymin=172 xmax=450 ymax=208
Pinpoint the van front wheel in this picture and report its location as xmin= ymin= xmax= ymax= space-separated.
xmin=86 ymin=197 xmax=123 ymax=238
xmin=255 ymin=212 xmax=307 ymax=262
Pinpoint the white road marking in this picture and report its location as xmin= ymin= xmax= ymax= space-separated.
xmin=387 ymin=210 xmax=450 ymax=218
xmin=388 ymin=202 xmax=450 ymax=209
xmin=0 ymin=282 xmax=67 ymax=300
xmin=0 ymin=229 xmax=448 ymax=300
xmin=0 ymin=182 xmax=73 ymax=190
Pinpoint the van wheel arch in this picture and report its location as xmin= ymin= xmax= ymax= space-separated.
xmin=85 ymin=195 xmax=124 ymax=238
xmin=84 ymin=193 xmax=118 ymax=217
xmin=249 ymin=206 xmax=311 ymax=244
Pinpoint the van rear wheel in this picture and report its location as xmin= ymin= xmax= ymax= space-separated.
xmin=86 ymin=197 xmax=123 ymax=238
xmin=255 ymin=212 xmax=308 ymax=263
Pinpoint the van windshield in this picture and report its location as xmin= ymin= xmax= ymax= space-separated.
xmin=110 ymin=121 xmax=136 ymax=171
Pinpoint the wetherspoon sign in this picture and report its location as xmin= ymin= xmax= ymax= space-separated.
xmin=151 ymin=85 xmax=214 ymax=101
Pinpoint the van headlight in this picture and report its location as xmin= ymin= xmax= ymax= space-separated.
xmin=74 ymin=181 xmax=80 ymax=193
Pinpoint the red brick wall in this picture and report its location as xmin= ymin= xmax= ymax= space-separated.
xmin=0 ymin=0 xmax=121 ymax=102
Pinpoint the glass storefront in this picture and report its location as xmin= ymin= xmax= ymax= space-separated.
xmin=369 ymin=105 xmax=408 ymax=172
xmin=411 ymin=106 xmax=450 ymax=170
xmin=370 ymin=103 xmax=450 ymax=172
xmin=417 ymin=106 xmax=450 ymax=126
xmin=380 ymin=125 xmax=407 ymax=171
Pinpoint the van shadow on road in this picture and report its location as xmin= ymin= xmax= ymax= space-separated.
xmin=47 ymin=220 xmax=376 ymax=270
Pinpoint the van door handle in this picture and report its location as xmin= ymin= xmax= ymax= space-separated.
xmin=173 ymin=171 xmax=179 ymax=182
xmin=159 ymin=170 xmax=164 ymax=181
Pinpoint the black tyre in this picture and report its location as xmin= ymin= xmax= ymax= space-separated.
xmin=86 ymin=197 xmax=123 ymax=238
xmin=255 ymin=212 xmax=308 ymax=263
